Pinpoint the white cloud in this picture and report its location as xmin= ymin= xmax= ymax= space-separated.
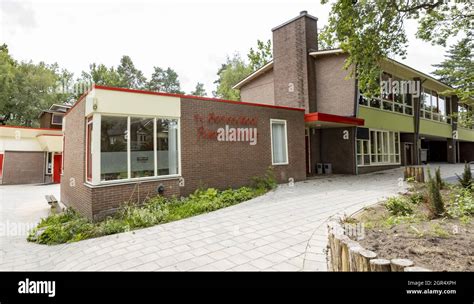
xmin=0 ymin=0 xmax=449 ymax=95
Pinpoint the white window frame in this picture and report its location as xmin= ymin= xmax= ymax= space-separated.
xmin=270 ymin=119 xmax=289 ymax=165
xmin=51 ymin=114 xmax=64 ymax=125
xmin=420 ymin=87 xmax=450 ymax=124
xmin=357 ymin=129 xmax=400 ymax=167
xmin=87 ymin=114 xmax=181 ymax=185
xmin=358 ymin=72 xmax=414 ymax=116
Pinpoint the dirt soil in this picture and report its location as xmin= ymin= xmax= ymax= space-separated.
xmin=352 ymin=204 xmax=474 ymax=272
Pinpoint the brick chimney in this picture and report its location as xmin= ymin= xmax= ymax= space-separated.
xmin=272 ymin=11 xmax=318 ymax=112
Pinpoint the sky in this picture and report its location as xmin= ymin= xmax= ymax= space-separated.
xmin=0 ymin=0 xmax=449 ymax=95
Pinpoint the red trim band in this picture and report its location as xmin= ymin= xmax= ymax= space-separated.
xmin=305 ymin=112 xmax=365 ymax=126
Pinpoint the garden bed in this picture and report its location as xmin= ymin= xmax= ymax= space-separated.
xmin=28 ymin=168 xmax=278 ymax=245
xmin=349 ymin=166 xmax=473 ymax=271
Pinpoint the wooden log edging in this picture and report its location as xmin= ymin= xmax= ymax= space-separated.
xmin=327 ymin=220 xmax=430 ymax=272
xmin=404 ymin=166 xmax=425 ymax=183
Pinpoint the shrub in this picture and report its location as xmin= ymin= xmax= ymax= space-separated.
xmin=409 ymin=192 xmax=424 ymax=205
xmin=252 ymin=166 xmax=277 ymax=191
xmin=427 ymin=168 xmax=444 ymax=217
xmin=456 ymin=162 xmax=473 ymax=189
xmin=28 ymin=184 xmax=265 ymax=245
xmin=446 ymin=187 xmax=474 ymax=218
xmin=435 ymin=167 xmax=445 ymax=189
xmin=385 ymin=197 xmax=413 ymax=216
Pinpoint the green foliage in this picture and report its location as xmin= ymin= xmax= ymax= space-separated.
xmin=435 ymin=167 xmax=444 ymax=190
xmin=147 ymin=66 xmax=184 ymax=94
xmin=432 ymin=38 xmax=473 ymax=104
xmin=190 ymin=82 xmax=207 ymax=96
xmin=385 ymin=197 xmax=413 ymax=216
xmin=409 ymin=192 xmax=424 ymax=205
xmin=213 ymin=54 xmax=251 ymax=100
xmin=247 ymin=39 xmax=272 ymax=71
xmin=456 ymin=162 xmax=473 ymax=189
xmin=28 ymin=185 xmax=266 ymax=245
xmin=427 ymin=168 xmax=445 ymax=217
xmin=252 ymin=166 xmax=277 ymax=192
xmin=320 ymin=0 xmax=473 ymax=102
xmin=0 ymin=44 xmax=72 ymax=126
xmin=446 ymin=186 xmax=474 ymax=219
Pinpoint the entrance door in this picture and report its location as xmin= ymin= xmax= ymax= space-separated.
xmin=403 ymin=143 xmax=413 ymax=165
xmin=53 ymin=154 xmax=62 ymax=183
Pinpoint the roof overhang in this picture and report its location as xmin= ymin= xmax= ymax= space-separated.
xmin=305 ymin=112 xmax=364 ymax=128
xmin=232 ymin=61 xmax=273 ymax=89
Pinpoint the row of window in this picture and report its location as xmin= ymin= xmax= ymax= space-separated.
xmin=357 ymin=130 xmax=400 ymax=166
xmin=85 ymin=116 xmax=290 ymax=183
xmin=358 ymin=72 xmax=454 ymax=124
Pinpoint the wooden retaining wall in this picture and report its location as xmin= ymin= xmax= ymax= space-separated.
xmin=327 ymin=221 xmax=431 ymax=272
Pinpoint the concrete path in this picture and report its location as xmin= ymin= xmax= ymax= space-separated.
xmin=0 ymin=164 xmax=466 ymax=271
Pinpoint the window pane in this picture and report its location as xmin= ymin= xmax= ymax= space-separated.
xmin=370 ymin=98 xmax=381 ymax=108
xmin=359 ymin=94 xmax=368 ymax=106
xmin=370 ymin=131 xmax=376 ymax=154
xmin=364 ymin=155 xmax=370 ymax=165
xmin=157 ymin=119 xmax=179 ymax=175
xmin=357 ymin=140 xmax=362 ymax=154
xmin=383 ymin=101 xmax=393 ymax=111
xmin=357 ymin=155 xmax=363 ymax=165
xmin=130 ymin=117 xmax=154 ymax=178
xmin=362 ymin=141 xmax=369 ymax=156
xmin=404 ymin=94 xmax=412 ymax=107
xmin=101 ymin=116 xmax=128 ymax=181
xmin=438 ymin=96 xmax=446 ymax=116
xmin=404 ymin=107 xmax=413 ymax=115
xmin=394 ymin=103 xmax=403 ymax=113
xmin=272 ymin=121 xmax=288 ymax=164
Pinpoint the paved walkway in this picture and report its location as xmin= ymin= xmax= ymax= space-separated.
xmin=0 ymin=164 xmax=466 ymax=271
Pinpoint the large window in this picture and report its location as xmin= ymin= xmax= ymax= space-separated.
xmin=421 ymin=88 xmax=450 ymax=123
xmin=357 ymin=130 xmax=400 ymax=166
xmin=130 ymin=117 xmax=154 ymax=178
xmin=271 ymin=119 xmax=288 ymax=165
xmin=101 ymin=116 xmax=128 ymax=181
xmin=98 ymin=115 xmax=179 ymax=183
xmin=358 ymin=72 xmax=413 ymax=115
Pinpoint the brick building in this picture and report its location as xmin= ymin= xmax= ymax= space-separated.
xmin=0 ymin=104 xmax=69 ymax=185
xmin=61 ymin=11 xmax=473 ymax=220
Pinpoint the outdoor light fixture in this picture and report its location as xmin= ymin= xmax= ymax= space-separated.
xmin=157 ymin=184 xmax=165 ymax=195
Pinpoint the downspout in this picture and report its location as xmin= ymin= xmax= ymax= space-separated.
xmin=354 ymin=77 xmax=359 ymax=175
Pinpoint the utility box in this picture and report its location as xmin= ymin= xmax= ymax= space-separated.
xmin=323 ymin=163 xmax=332 ymax=174
xmin=316 ymin=163 xmax=323 ymax=174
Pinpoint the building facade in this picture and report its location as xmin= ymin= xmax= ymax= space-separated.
xmin=61 ymin=11 xmax=474 ymax=220
xmin=61 ymin=86 xmax=306 ymax=220
xmin=234 ymin=11 xmax=474 ymax=175
xmin=0 ymin=104 xmax=69 ymax=185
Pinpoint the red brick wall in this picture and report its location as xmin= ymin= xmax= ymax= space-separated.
xmin=2 ymin=151 xmax=45 ymax=184
xmin=61 ymin=96 xmax=306 ymax=220
xmin=180 ymin=98 xmax=306 ymax=195
xmin=60 ymin=100 xmax=94 ymax=219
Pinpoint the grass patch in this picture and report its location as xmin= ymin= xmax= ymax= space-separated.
xmin=28 ymin=184 xmax=273 ymax=245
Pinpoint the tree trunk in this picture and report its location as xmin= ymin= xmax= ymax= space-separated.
xmin=369 ymin=258 xmax=391 ymax=272
xmin=355 ymin=249 xmax=377 ymax=271
xmin=390 ymin=259 xmax=414 ymax=272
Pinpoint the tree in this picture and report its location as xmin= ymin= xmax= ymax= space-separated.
xmin=432 ymin=38 xmax=473 ymax=105
xmin=248 ymin=39 xmax=272 ymax=71
xmin=147 ymin=67 xmax=184 ymax=94
xmin=213 ymin=54 xmax=252 ymax=100
xmin=80 ymin=63 xmax=122 ymax=87
xmin=117 ymin=55 xmax=147 ymax=89
xmin=320 ymin=0 xmax=473 ymax=100
xmin=191 ymin=82 xmax=207 ymax=96
xmin=0 ymin=44 xmax=72 ymax=126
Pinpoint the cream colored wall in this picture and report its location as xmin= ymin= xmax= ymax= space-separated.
xmin=0 ymin=137 xmax=44 ymax=152
xmin=85 ymin=88 xmax=181 ymax=118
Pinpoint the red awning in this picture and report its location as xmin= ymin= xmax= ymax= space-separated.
xmin=305 ymin=112 xmax=364 ymax=128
